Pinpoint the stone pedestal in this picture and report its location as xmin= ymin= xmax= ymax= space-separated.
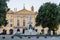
xmin=51 ymin=31 xmax=53 ymax=35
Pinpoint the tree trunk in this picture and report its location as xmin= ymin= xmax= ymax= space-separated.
xmin=52 ymin=30 xmax=56 ymax=35
xmin=48 ymin=30 xmax=51 ymax=35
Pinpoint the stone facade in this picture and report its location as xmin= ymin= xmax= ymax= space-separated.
xmin=6 ymin=6 xmax=37 ymax=28
xmin=0 ymin=6 xmax=37 ymax=34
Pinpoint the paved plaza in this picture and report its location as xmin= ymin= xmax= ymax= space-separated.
xmin=0 ymin=35 xmax=60 ymax=40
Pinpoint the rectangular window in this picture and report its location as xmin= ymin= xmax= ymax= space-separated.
xmin=23 ymin=20 xmax=25 ymax=26
xmin=10 ymin=19 xmax=12 ymax=22
xmin=17 ymin=20 xmax=19 ymax=26
xmin=10 ymin=24 xmax=12 ymax=27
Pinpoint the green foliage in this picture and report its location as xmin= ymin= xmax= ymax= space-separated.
xmin=57 ymin=4 xmax=60 ymax=24
xmin=0 ymin=0 xmax=9 ymax=27
xmin=35 ymin=2 xmax=60 ymax=30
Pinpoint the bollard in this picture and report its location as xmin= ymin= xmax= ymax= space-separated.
xmin=44 ymin=36 xmax=47 ymax=38
xmin=28 ymin=36 xmax=31 ymax=38
xmin=20 ymin=37 xmax=22 ymax=39
xmin=36 ymin=36 xmax=39 ymax=38
xmin=2 ymin=36 xmax=5 ymax=39
xmin=11 ymin=36 xmax=14 ymax=39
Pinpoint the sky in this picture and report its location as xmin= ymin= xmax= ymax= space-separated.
xmin=7 ymin=0 xmax=60 ymax=12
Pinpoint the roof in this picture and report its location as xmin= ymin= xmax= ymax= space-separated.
xmin=7 ymin=9 xmax=37 ymax=15
xmin=7 ymin=10 xmax=14 ymax=14
xmin=16 ymin=9 xmax=35 ymax=15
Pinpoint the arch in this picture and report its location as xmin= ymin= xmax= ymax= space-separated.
xmin=2 ymin=29 xmax=7 ymax=35
xmin=9 ymin=29 xmax=13 ymax=35
xmin=17 ymin=28 xmax=20 ymax=32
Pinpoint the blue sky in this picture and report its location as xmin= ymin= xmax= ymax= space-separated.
xmin=7 ymin=0 xmax=60 ymax=12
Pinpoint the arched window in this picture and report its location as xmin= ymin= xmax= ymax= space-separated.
xmin=17 ymin=20 xmax=19 ymax=26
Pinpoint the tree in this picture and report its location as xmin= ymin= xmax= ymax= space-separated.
xmin=0 ymin=0 xmax=9 ymax=27
xmin=35 ymin=2 xmax=59 ymax=35
xmin=57 ymin=4 xmax=60 ymax=24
